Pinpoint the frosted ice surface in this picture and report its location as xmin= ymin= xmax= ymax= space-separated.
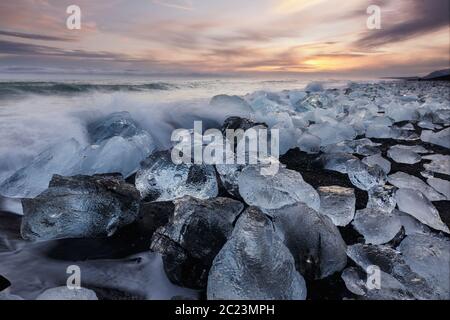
xmin=36 ymin=287 xmax=98 ymax=300
xmin=308 ymin=122 xmax=356 ymax=146
xmin=268 ymin=203 xmax=347 ymax=279
xmin=388 ymin=172 xmax=446 ymax=201
xmin=395 ymin=188 xmax=449 ymax=233
xmin=362 ymin=154 xmax=391 ymax=174
xmin=423 ymin=154 xmax=450 ymax=175
xmin=367 ymin=185 xmax=397 ymax=213
xmin=398 ymin=233 xmax=450 ymax=300
xmin=297 ymin=133 xmax=321 ymax=154
xmin=135 ymin=150 xmax=218 ymax=202
xmin=427 ymin=177 xmax=450 ymax=200
xmin=390 ymin=144 xmax=430 ymax=154
xmin=319 ymin=153 xmax=359 ymax=174
xmin=318 ymin=186 xmax=355 ymax=226
xmin=347 ymin=244 xmax=436 ymax=300
xmin=21 ymin=174 xmax=141 ymax=241
xmin=341 ymin=267 xmax=414 ymax=300
xmin=305 ymin=82 xmax=324 ymax=92
xmin=88 ymin=111 xmax=142 ymax=143
xmin=352 ymin=208 xmax=402 ymax=245
xmin=387 ymin=146 xmax=421 ymax=164
xmin=394 ymin=210 xmax=431 ymax=236
xmin=347 ymin=160 xmax=387 ymax=191
xmin=238 ymin=166 xmax=320 ymax=211
xmin=0 ymin=139 xmax=83 ymax=198
xmin=78 ymin=133 xmax=156 ymax=178
xmin=421 ymin=127 xmax=450 ymax=149
xmin=385 ymin=104 xmax=419 ymax=122
xmin=207 ymin=207 xmax=307 ymax=300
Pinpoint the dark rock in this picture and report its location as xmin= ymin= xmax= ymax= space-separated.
xmin=220 ymin=116 xmax=267 ymax=136
xmin=21 ymin=174 xmax=140 ymax=241
xmin=0 ymin=275 xmax=10 ymax=291
xmin=150 ymin=196 xmax=244 ymax=289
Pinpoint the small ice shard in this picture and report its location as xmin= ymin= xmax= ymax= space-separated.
xmin=135 ymin=150 xmax=218 ymax=202
xmin=87 ymin=111 xmax=142 ymax=144
xmin=150 ymin=197 xmax=243 ymax=289
xmin=308 ymin=122 xmax=356 ymax=146
xmin=390 ymin=144 xmax=430 ymax=154
xmin=0 ymin=139 xmax=83 ymax=198
xmin=421 ymin=127 xmax=450 ymax=149
xmin=347 ymin=244 xmax=435 ymax=300
xmin=365 ymin=124 xmax=394 ymax=139
xmin=268 ymin=203 xmax=347 ymax=279
xmin=423 ymin=154 xmax=450 ymax=175
xmin=427 ymin=177 xmax=450 ymax=200
xmin=295 ymin=94 xmax=331 ymax=112
xmin=418 ymin=121 xmax=436 ymax=130
xmin=395 ymin=210 xmax=431 ymax=236
xmin=367 ymin=185 xmax=397 ymax=213
xmin=215 ymin=162 xmax=243 ymax=197
xmin=238 ymin=166 xmax=320 ymax=211
xmin=207 ymin=207 xmax=307 ymax=300
xmin=352 ymin=208 xmax=402 ymax=245
xmin=341 ymin=267 xmax=414 ymax=300
xmin=36 ymin=287 xmax=98 ymax=300
xmin=387 ymin=146 xmax=421 ymax=164
xmin=362 ymin=154 xmax=391 ymax=174
xmin=388 ymin=172 xmax=446 ymax=201
xmin=21 ymin=174 xmax=140 ymax=241
xmin=297 ymin=133 xmax=321 ymax=154
xmin=319 ymin=153 xmax=359 ymax=174
xmin=395 ymin=188 xmax=449 ymax=233
xmin=398 ymin=233 xmax=450 ymax=300
xmin=317 ymin=186 xmax=355 ymax=226
xmin=347 ymin=160 xmax=387 ymax=191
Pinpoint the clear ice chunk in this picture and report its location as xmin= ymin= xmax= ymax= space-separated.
xmin=421 ymin=127 xmax=450 ymax=149
xmin=238 ymin=166 xmax=320 ymax=211
xmin=21 ymin=174 xmax=141 ymax=241
xmin=367 ymin=185 xmax=397 ymax=213
xmin=268 ymin=203 xmax=347 ymax=279
xmin=387 ymin=146 xmax=421 ymax=164
xmin=362 ymin=154 xmax=391 ymax=174
xmin=352 ymin=208 xmax=402 ymax=245
xmin=388 ymin=172 xmax=446 ymax=201
xmin=423 ymin=154 xmax=450 ymax=175
xmin=135 ymin=150 xmax=218 ymax=202
xmin=427 ymin=177 xmax=450 ymax=200
xmin=318 ymin=186 xmax=355 ymax=226
xmin=398 ymin=233 xmax=450 ymax=300
xmin=150 ymin=196 xmax=243 ymax=289
xmin=0 ymin=139 xmax=83 ymax=198
xmin=319 ymin=153 xmax=359 ymax=174
xmin=207 ymin=207 xmax=307 ymax=300
xmin=347 ymin=160 xmax=387 ymax=191
xmin=395 ymin=188 xmax=449 ymax=233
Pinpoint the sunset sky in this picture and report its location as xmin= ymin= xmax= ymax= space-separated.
xmin=0 ymin=0 xmax=448 ymax=77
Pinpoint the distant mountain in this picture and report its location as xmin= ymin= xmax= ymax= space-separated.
xmin=422 ymin=68 xmax=450 ymax=81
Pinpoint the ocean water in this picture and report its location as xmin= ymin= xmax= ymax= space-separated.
xmin=0 ymin=74 xmax=350 ymax=183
